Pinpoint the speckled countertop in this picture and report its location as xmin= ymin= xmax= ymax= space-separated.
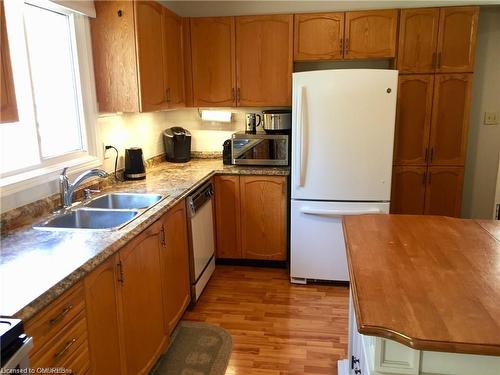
xmin=0 ymin=159 xmax=289 ymax=321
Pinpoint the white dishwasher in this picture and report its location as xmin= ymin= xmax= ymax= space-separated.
xmin=186 ymin=181 xmax=216 ymax=302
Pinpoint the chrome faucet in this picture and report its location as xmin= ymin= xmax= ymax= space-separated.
xmin=59 ymin=167 xmax=108 ymax=208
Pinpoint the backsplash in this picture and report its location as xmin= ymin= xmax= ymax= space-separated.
xmin=98 ymin=107 xmax=264 ymax=172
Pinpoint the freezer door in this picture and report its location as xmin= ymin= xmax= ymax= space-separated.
xmin=290 ymin=200 xmax=390 ymax=282
xmin=292 ymin=69 xmax=398 ymax=201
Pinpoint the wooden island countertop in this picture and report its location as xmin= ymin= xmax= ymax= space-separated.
xmin=343 ymin=215 xmax=500 ymax=356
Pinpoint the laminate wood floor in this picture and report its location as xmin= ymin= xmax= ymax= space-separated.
xmin=183 ymin=266 xmax=349 ymax=375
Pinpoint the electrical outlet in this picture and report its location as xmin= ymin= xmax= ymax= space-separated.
xmin=103 ymin=143 xmax=111 ymax=159
xmin=484 ymin=111 xmax=499 ymax=125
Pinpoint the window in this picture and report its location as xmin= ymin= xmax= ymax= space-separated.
xmin=0 ymin=0 xmax=99 ymax=192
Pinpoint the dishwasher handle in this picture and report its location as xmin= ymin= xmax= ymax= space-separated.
xmin=187 ymin=182 xmax=214 ymax=217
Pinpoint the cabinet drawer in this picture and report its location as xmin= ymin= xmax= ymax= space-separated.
xmin=60 ymin=338 xmax=90 ymax=375
xmin=30 ymin=313 xmax=88 ymax=370
xmin=26 ymin=282 xmax=85 ymax=355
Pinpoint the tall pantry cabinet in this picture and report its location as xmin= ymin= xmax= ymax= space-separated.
xmin=391 ymin=6 xmax=478 ymax=217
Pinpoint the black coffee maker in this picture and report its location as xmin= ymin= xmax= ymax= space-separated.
xmin=124 ymin=147 xmax=146 ymax=180
xmin=163 ymin=127 xmax=191 ymax=163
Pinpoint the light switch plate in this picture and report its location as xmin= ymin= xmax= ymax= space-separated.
xmin=484 ymin=111 xmax=499 ymax=125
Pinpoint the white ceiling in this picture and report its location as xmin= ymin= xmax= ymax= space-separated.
xmin=161 ymin=0 xmax=500 ymax=17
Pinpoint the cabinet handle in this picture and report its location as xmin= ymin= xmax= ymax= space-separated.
xmin=54 ymin=338 xmax=76 ymax=361
xmin=231 ymin=88 xmax=235 ymax=101
xmin=48 ymin=305 xmax=73 ymax=326
xmin=351 ymin=356 xmax=360 ymax=369
xmin=422 ymin=171 xmax=427 ymax=185
xmin=117 ymin=260 xmax=124 ymax=285
xmin=424 ymin=147 xmax=429 ymax=162
xmin=236 ymin=88 xmax=240 ymax=103
xmin=345 ymin=38 xmax=349 ymax=54
xmin=430 ymin=148 xmax=434 ymax=162
xmin=160 ymin=227 xmax=166 ymax=248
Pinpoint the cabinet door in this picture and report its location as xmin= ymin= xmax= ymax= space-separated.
xmin=240 ymin=176 xmax=287 ymax=260
xmin=91 ymin=1 xmax=140 ymax=113
xmin=118 ymin=221 xmax=168 ymax=375
xmin=214 ymin=175 xmax=242 ymax=259
xmin=135 ymin=1 xmax=167 ymax=112
xmin=425 ymin=167 xmax=464 ymax=217
xmin=390 ymin=166 xmax=427 ymax=215
xmin=236 ymin=15 xmax=293 ymax=106
xmin=163 ymin=8 xmax=185 ymax=108
xmin=429 ymin=74 xmax=472 ymax=166
xmin=1 ymin=1 xmax=18 ymax=123
xmin=436 ymin=6 xmax=478 ymax=73
xmin=344 ymin=9 xmax=398 ymax=59
xmin=84 ymin=255 xmax=125 ymax=375
xmin=294 ymin=13 xmax=344 ymax=61
xmin=161 ymin=200 xmax=191 ymax=334
xmin=394 ymin=75 xmax=434 ymax=165
xmin=190 ymin=17 xmax=236 ymax=107
xmin=397 ymin=8 xmax=440 ymax=73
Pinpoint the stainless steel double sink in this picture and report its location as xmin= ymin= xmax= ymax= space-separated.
xmin=33 ymin=193 xmax=165 ymax=231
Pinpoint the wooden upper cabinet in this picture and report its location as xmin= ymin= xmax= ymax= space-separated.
xmin=91 ymin=1 xmax=140 ymax=112
xmin=390 ymin=166 xmax=427 ymax=214
xmin=240 ymin=176 xmax=287 ymax=260
xmin=163 ymin=8 xmax=185 ymax=108
xmin=236 ymin=15 xmax=293 ymax=106
xmin=1 ymin=0 xmax=18 ymax=123
xmin=437 ymin=6 xmax=478 ymax=73
xmin=85 ymin=255 xmax=124 ymax=375
xmin=394 ymin=75 xmax=434 ymax=165
xmin=190 ymin=17 xmax=236 ymax=106
xmin=214 ymin=175 xmax=242 ymax=259
xmin=344 ymin=9 xmax=398 ymax=59
xmin=397 ymin=8 xmax=440 ymax=73
xmin=425 ymin=166 xmax=464 ymax=217
xmin=91 ymin=1 xmax=184 ymax=112
xmin=429 ymin=74 xmax=472 ymax=166
xmin=118 ymin=221 xmax=168 ymax=375
xmin=135 ymin=1 xmax=167 ymax=112
xmin=294 ymin=13 xmax=344 ymax=61
xmin=160 ymin=200 xmax=191 ymax=334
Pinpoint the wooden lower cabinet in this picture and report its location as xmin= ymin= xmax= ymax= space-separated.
xmin=240 ymin=176 xmax=287 ymax=260
xmin=85 ymin=220 xmax=168 ymax=375
xmin=391 ymin=166 xmax=464 ymax=217
xmin=214 ymin=175 xmax=242 ymax=259
xmin=118 ymin=220 xmax=168 ymax=375
xmin=391 ymin=166 xmax=427 ymax=215
xmin=84 ymin=201 xmax=192 ymax=374
xmin=160 ymin=200 xmax=191 ymax=334
xmin=85 ymin=254 xmax=124 ymax=374
xmin=214 ymin=175 xmax=287 ymax=260
xmin=25 ymin=282 xmax=89 ymax=374
xmin=425 ymin=166 xmax=464 ymax=217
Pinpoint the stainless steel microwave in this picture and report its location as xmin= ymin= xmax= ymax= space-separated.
xmin=231 ymin=132 xmax=289 ymax=166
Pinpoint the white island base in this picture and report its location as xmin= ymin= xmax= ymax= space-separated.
xmin=338 ymin=293 xmax=500 ymax=375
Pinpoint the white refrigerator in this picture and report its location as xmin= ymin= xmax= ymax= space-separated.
xmin=290 ymin=69 xmax=398 ymax=284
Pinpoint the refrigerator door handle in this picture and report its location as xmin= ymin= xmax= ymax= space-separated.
xmin=296 ymin=85 xmax=307 ymax=188
xmin=300 ymin=207 xmax=383 ymax=217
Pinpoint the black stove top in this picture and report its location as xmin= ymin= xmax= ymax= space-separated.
xmin=0 ymin=317 xmax=26 ymax=367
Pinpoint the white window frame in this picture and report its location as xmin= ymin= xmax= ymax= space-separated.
xmin=0 ymin=0 xmax=102 ymax=198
